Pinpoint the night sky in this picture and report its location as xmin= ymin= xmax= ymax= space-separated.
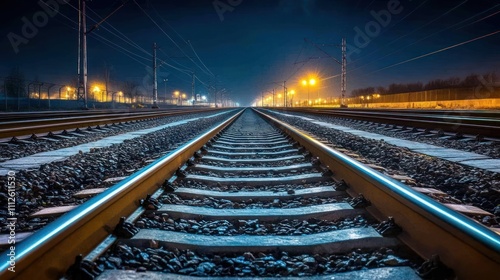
xmin=1 ymin=0 xmax=499 ymax=105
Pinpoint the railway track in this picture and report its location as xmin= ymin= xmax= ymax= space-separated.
xmin=1 ymin=108 xmax=499 ymax=279
xmin=0 ymin=107 xmax=210 ymax=122
xmin=282 ymin=108 xmax=500 ymax=139
xmin=0 ymin=107 xmax=219 ymax=140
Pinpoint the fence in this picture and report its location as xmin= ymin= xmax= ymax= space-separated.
xmin=308 ymin=87 xmax=500 ymax=109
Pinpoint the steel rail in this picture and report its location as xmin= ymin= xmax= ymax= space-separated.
xmin=254 ymin=108 xmax=500 ymax=279
xmin=0 ymin=107 xmax=215 ymax=122
xmin=0 ymin=109 xmax=243 ymax=280
xmin=0 ymin=108 xmax=223 ymax=139
xmin=279 ymin=108 xmax=500 ymax=138
xmin=310 ymin=109 xmax=499 ymax=125
xmin=301 ymin=108 xmax=500 ymax=118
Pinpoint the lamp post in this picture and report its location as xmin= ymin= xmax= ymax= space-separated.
xmin=272 ymin=89 xmax=275 ymax=107
xmin=58 ymin=85 xmax=66 ymax=109
xmin=173 ymin=91 xmax=180 ymax=105
xmin=302 ymin=78 xmax=316 ymax=107
xmin=47 ymin=84 xmax=55 ymax=110
xmin=181 ymin=93 xmax=186 ymax=106
xmin=288 ymin=90 xmax=295 ymax=107
xmin=36 ymin=83 xmax=43 ymax=108
xmin=92 ymin=86 xmax=100 ymax=104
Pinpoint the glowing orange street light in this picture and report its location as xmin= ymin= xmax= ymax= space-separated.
xmin=181 ymin=93 xmax=186 ymax=105
xmin=287 ymin=89 xmax=295 ymax=107
xmin=66 ymin=87 xmax=72 ymax=100
xmin=173 ymin=91 xmax=180 ymax=104
xmin=301 ymin=79 xmax=317 ymax=106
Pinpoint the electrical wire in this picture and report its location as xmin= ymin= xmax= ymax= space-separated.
xmin=346 ymin=6 xmax=500 ymax=76
xmin=187 ymin=40 xmax=215 ymax=77
xmin=369 ymin=30 xmax=500 ymax=74
xmin=133 ymin=0 xmax=215 ymax=77
xmin=320 ymin=4 xmax=500 ymax=81
xmin=64 ymin=1 xmax=153 ymax=58
xmin=62 ymin=0 xmax=154 ymax=63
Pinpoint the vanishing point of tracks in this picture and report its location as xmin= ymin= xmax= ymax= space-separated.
xmin=1 ymin=108 xmax=499 ymax=279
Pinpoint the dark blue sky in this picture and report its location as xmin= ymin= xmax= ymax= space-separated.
xmin=1 ymin=0 xmax=499 ymax=105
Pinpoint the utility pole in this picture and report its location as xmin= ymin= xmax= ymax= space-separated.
xmin=305 ymin=37 xmax=347 ymax=107
xmin=152 ymin=42 xmax=158 ymax=108
xmin=78 ymin=0 xmax=126 ymax=110
xmin=191 ymin=73 xmax=195 ymax=106
xmin=163 ymin=78 xmax=168 ymax=104
xmin=77 ymin=0 xmax=81 ymax=89
xmin=272 ymin=89 xmax=275 ymax=107
xmin=214 ymin=86 xmax=217 ymax=107
xmin=283 ymin=81 xmax=286 ymax=107
xmin=77 ymin=0 xmax=88 ymax=109
xmin=104 ymin=63 xmax=111 ymax=103
xmin=341 ymin=38 xmax=346 ymax=106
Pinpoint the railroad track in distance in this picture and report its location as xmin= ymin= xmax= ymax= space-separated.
xmin=281 ymin=108 xmax=500 ymax=140
xmin=1 ymin=108 xmax=498 ymax=280
xmin=0 ymin=107 xmax=220 ymax=140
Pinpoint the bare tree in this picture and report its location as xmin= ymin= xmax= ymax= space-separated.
xmin=352 ymin=72 xmax=498 ymax=96
xmin=122 ymin=81 xmax=142 ymax=105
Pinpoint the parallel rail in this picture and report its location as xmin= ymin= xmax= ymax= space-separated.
xmin=255 ymin=108 xmax=500 ymax=279
xmin=0 ymin=109 xmax=243 ymax=280
xmin=0 ymin=108 xmax=221 ymax=139
xmin=1 ymin=108 xmax=499 ymax=279
xmin=0 ymin=107 xmax=212 ymax=122
xmin=279 ymin=107 xmax=500 ymax=138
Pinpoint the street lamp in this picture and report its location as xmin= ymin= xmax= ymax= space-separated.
xmin=92 ymin=86 xmax=100 ymax=102
xmin=288 ymin=90 xmax=295 ymax=107
xmin=173 ymin=91 xmax=180 ymax=105
xmin=181 ymin=93 xmax=186 ymax=105
xmin=302 ymin=78 xmax=316 ymax=106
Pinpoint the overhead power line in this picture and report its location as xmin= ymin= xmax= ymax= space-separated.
xmin=133 ymin=0 xmax=215 ymax=78
xmin=370 ymin=29 xmax=500 ymax=74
